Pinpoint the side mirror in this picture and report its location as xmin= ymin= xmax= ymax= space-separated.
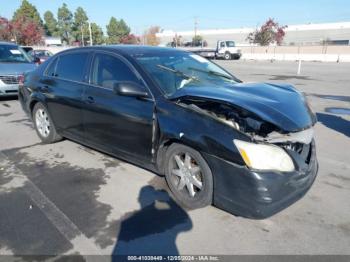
xmin=113 ymin=82 xmax=149 ymax=98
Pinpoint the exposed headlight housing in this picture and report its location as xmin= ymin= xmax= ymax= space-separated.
xmin=234 ymin=139 xmax=295 ymax=172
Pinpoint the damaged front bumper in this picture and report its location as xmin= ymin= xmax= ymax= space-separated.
xmin=203 ymin=140 xmax=318 ymax=219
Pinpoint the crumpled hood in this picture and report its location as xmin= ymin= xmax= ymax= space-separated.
xmin=0 ymin=63 xmax=36 ymax=75
xmin=173 ymin=82 xmax=317 ymax=132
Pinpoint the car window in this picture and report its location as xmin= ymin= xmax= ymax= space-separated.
xmin=46 ymin=57 xmax=58 ymax=77
xmin=220 ymin=42 xmax=225 ymax=48
xmin=91 ymin=53 xmax=139 ymax=89
xmin=135 ymin=52 xmax=237 ymax=97
xmin=226 ymin=41 xmax=235 ymax=47
xmin=55 ymin=52 xmax=89 ymax=82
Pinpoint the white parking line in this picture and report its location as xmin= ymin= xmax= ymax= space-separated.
xmin=0 ymin=151 xmax=103 ymax=256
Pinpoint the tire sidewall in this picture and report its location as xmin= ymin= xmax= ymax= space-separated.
xmin=165 ymin=143 xmax=213 ymax=209
xmin=224 ymin=52 xmax=231 ymax=60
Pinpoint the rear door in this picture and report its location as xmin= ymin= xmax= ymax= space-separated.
xmin=82 ymin=52 xmax=154 ymax=161
xmin=42 ymin=51 xmax=90 ymax=140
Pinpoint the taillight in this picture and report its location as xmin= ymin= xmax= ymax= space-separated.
xmin=18 ymin=74 xmax=25 ymax=85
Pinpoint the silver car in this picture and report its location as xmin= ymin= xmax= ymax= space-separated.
xmin=0 ymin=42 xmax=36 ymax=97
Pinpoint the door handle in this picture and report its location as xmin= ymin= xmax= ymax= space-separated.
xmin=85 ymin=96 xmax=95 ymax=104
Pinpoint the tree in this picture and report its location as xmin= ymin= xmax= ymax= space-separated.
xmin=12 ymin=0 xmax=42 ymax=26
xmin=172 ymin=34 xmax=182 ymax=47
xmin=192 ymin=35 xmax=203 ymax=47
xmin=120 ymin=34 xmax=140 ymax=45
xmin=0 ymin=17 xmax=13 ymax=42
xmin=11 ymin=14 xmax=43 ymax=45
xmin=44 ymin=11 xmax=59 ymax=37
xmin=73 ymin=7 xmax=89 ymax=45
xmin=90 ymin=22 xmax=105 ymax=45
xmin=247 ymin=18 xmax=287 ymax=46
xmin=144 ymin=26 xmax=160 ymax=46
xmin=57 ymin=3 xmax=73 ymax=44
xmin=106 ymin=17 xmax=130 ymax=44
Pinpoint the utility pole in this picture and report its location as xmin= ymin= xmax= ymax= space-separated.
xmin=194 ymin=16 xmax=198 ymax=39
xmin=88 ymin=21 xmax=93 ymax=46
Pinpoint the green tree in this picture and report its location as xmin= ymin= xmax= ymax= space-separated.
xmin=106 ymin=17 xmax=130 ymax=44
xmin=73 ymin=7 xmax=89 ymax=45
xmin=12 ymin=0 xmax=42 ymax=26
xmin=90 ymin=22 xmax=105 ymax=45
xmin=57 ymin=3 xmax=73 ymax=44
xmin=192 ymin=35 xmax=203 ymax=46
xmin=44 ymin=11 xmax=59 ymax=37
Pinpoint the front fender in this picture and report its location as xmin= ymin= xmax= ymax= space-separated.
xmin=155 ymin=100 xmax=248 ymax=166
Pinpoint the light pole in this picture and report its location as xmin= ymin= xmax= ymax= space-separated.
xmin=81 ymin=24 xmax=84 ymax=47
xmin=88 ymin=21 xmax=93 ymax=46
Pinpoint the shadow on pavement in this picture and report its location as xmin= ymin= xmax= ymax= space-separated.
xmin=112 ymin=185 xmax=192 ymax=258
xmin=316 ymin=112 xmax=350 ymax=137
xmin=0 ymin=96 xmax=18 ymax=102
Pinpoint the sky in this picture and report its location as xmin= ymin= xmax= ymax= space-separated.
xmin=1 ymin=0 xmax=350 ymax=34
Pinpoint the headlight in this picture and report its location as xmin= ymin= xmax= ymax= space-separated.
xmin=234 ymin=140 xmax=294 ymax=172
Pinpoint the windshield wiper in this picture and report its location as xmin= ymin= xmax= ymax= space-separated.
xmin=157 ymin=65 xmax=199 ymax=82
xmin=188 ymin=67 xmax=234 ymax=80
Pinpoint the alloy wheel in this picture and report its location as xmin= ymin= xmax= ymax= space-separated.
xmin=170 ymin=152 xmax=203 ymax=198
xmin=35 ymin=108 xmax=50 ymax=138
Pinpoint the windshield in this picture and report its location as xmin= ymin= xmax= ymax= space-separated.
xmin=226 ymin=41 xmax=235 ymax=47
xmin=0 ymin=45 xmax=32 ymax=63
xmin=134 ymin=52 xmax=238 ymax=96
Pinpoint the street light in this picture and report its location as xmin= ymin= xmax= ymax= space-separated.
xmin=88 ymin=21 xmax=93 ymax=46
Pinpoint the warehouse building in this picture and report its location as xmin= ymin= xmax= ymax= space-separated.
xmin=156 ymin=21 xmax=350 ymax=47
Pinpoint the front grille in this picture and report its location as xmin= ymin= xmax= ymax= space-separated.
xmin=282 ymin=142 xmax=312 ymax=164
xmin=0 ymin=75 xmax=20 ymax=85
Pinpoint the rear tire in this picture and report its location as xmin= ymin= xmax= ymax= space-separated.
xmin=164 ymin=143 xmax=213 ymax=209
xmin=32 ymin=102 xmax=62 ymax=144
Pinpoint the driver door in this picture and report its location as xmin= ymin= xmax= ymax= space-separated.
xmin=82 ymin=52 xmax=154 ymax=162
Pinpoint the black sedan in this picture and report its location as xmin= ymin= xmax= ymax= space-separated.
xmin=19 ymin=46 xmax=318 ymax=218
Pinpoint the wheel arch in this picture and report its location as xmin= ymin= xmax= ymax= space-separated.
xmin=29 ymin=94 xmax=48 ymax=116
xmin=155 ymin=136 xmax=208 ymax=176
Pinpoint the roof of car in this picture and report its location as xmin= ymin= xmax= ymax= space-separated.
xmin=60 ymin=45 xmax=186 ymax=57
xmin=0 ymin=41 xmax=17 ymax=46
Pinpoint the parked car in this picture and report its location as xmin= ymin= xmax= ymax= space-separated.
xmin=19 ymin=46 xmax=318 ymax=218
xmin=28 ymin=49 xmax=53 ymax=64
xmin=0 ymin=42 xmax=37 ymax=97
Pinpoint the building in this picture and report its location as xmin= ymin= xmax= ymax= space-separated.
xmin=156 ymin=21 xmax=350 ymax=47
xmin=44 ymin=37 xmax=62 ymax=47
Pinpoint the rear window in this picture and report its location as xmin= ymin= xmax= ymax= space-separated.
xmin=55 ymin=52 xmax=89 ymax=82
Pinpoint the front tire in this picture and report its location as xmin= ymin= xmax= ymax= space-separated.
xmin=32 ymin=102 xmax=62 ymax=144
xmin=165 ymin=143 xmax=213 ymax=209
xmin=224 ymin=52 xmax=231 ymax=60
